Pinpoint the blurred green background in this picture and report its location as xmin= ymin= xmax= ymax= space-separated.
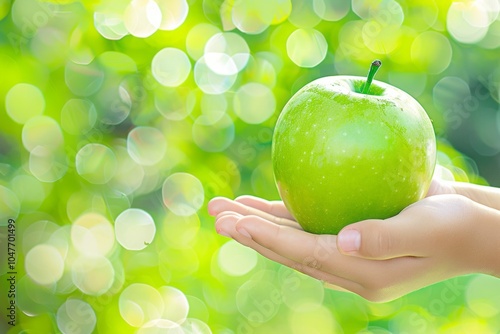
xmin=0 ymin=0 xmax=499 ymax=333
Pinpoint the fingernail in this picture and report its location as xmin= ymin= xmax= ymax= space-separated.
xmin=217 ymin=228 xmax=231 ymax=238
xmin=338 ymin=229 xmax=360 ymax=253
xmin=207 ymin=202 xmax=219 ymax=216
xmin=216 ymin=215 xmax=237 ymax=237
xmin=236 ymin=227 xmax=251 ymax=239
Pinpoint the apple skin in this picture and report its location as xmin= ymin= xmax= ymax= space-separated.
xmin=272 ymin=76 xmax=436 ymax=234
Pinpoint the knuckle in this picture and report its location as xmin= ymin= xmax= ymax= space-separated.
xmin=362 ymin=226 xmax=391 ymax=258
xmin=302 ymin=256 xmax=323 ymax=270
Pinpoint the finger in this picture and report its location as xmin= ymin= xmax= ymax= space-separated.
xmin=234 ymin=195 xmax=295 ymax=220
xmin=215 ymin=214 xmax=363 ymax=292
xmin=209 ymin=197 xmax=301 ymax=229
xmin=208 ymin=197 xmax=229 ymax=216
xmin=234 ymin=214 xmax=342 ymax=269
xmin=336 ymin=217 xmax=431 ymax=260
xmin=215 ymin=211 xmax=243 ymax=219
xmin=426 ymin=177 xmax=455 ymax=197
xmin=335 ymin=195 xmax=469 ymax=260
xmin=219 ymin=213 xmax=436 ymax=296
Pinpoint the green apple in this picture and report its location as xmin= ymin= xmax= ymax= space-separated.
xmin=272 ymin=60 xmax=436 ymax=234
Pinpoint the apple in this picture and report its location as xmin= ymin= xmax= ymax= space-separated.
xmin=272 ymin=60 xmax=436 ymax=234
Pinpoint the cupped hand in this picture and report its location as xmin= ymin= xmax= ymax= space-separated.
xmin=208 ymin=178 xmax=500 ymax=302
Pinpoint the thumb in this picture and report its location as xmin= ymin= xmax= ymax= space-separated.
xmin=336 ymin=217 xmax=429 ymax=260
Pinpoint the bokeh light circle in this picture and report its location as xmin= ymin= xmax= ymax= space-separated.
xmin=288 ymin=0 xmax=322 ymax=28
xmin=15 ymin=274 xmax=54 ymax=317
xmin=479 ymin=18 xmax=500 ymax=49
xmin=194 ymin=56 xmax=237 ymax=94
xmin=115 ymin=208 xmax=156 ymax=250
xmin=60 ymin=99 xmax=97 ymax=135
xmin=127 ymin=126 xmax=167 ymax=166
xmin=184 ymin=296 xmax=209 ymax=323
xmin=31 ymin=27 xmax=68 ymax=67
xmin=152 ymin=48 xmax=191 ymax=87
xmin=447 ymin=2 xmax=490 ymax=44
xmin=192 ymin=114 xmax=235 ymax=152
xmin=370 ymin=0 xmax=404 ymax=26
xmin=362 ymin=21 xmax=401 ymax=54
xmin=156 ymin=0 xmax=189 ymax=30
xmin=6 ymin=83 xmax=45 ymax=124
xmin=57 ymin=299 xmax=96 ymax=334
xmin=236 ymin=280 xmax=280 ymax=322
xmin=25 ymin=244 xmax=64 ymax=285
xmin=138 ymin=319 xmax=184 ymax=334
xmin=94 ymin=12 xmax=128 ymax=40
xmin=124 ymin=0 xmax=162 ymax=38
xmin=231 ymin=0 xmax=274 ymax=34
xmin=71 ymin=212 xmax=115 ymax=256
xmin=411 ymin=31 xmax=452 ymax=75
xmin=96 ymin=85 xmax=132 ymax=125
xmin=181 ymin=318 xmax=212 ymax=334
xmin=65 ymin=61 xmax=104 ymax=97
xmin=110 ymin=145 xmax=145 ymax=195
xmin=286 ymin=29 xmax=327 ymax=67
xmin=29 ymin=146 xmax=68 ymax=182
xmin=351 ymin=0 xmax=371 ymax=19
xmin=245 ymin=55 xmax=278 ymax=88
xmin=158 ymin=286 xmax=189 ymax=323
xmin=433 ymin=76 xmax=470 ymax=111
xmin=234 ymin=83 xmax=276 ymax=124
xmin=72 ymin=255 xmax=115 ymax=295
xmin=22 ymin=219 xmax=59 ymax=254
xmin=22 ymin=116 xmax=64 ymax=153
xmin=76 ymin=143 xmax=117 ymax=184
xmin=335 ymin=20 xmax=367 ymax=66
xmin=204 ymin=32 xmax=250 ymax=75
xmin=162 ymin=173 xmax=204 ymax=216
xmin=313 ymin=0 xmax=350 ymax=21
xmin=119 ymin=283 xmax=164 ymax=327
xmin=47 ymin=225 xmax=71 ymax=265
xmin=186 ymin=23 xmax=221 ymax=60
xmin=218 ymin=240 xmax=258 ymax=276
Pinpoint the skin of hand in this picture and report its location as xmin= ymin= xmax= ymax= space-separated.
xmin=208 ymin=177 xmax=500 ymax=303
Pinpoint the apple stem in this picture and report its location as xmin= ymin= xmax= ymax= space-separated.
xmin=362 ymin=60 xmax=382 ymax=94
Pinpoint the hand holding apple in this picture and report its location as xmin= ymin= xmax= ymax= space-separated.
xmin=209 ymin=62 xmax=500 ymax=302
xmin=208 ymin=177 xmax=500 ymax=302
xmin=272 ymin=60 xmax=436 ymax=234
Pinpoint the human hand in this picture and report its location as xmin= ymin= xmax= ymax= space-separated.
xmin=208 ymin=178 xmax=500 ymax=302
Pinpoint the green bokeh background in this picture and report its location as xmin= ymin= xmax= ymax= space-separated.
xmin=0 ymin=0 xmax=500 ymax=333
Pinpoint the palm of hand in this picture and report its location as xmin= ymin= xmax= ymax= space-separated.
xmin=208 ymin=178 xmax=495 ymax=302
